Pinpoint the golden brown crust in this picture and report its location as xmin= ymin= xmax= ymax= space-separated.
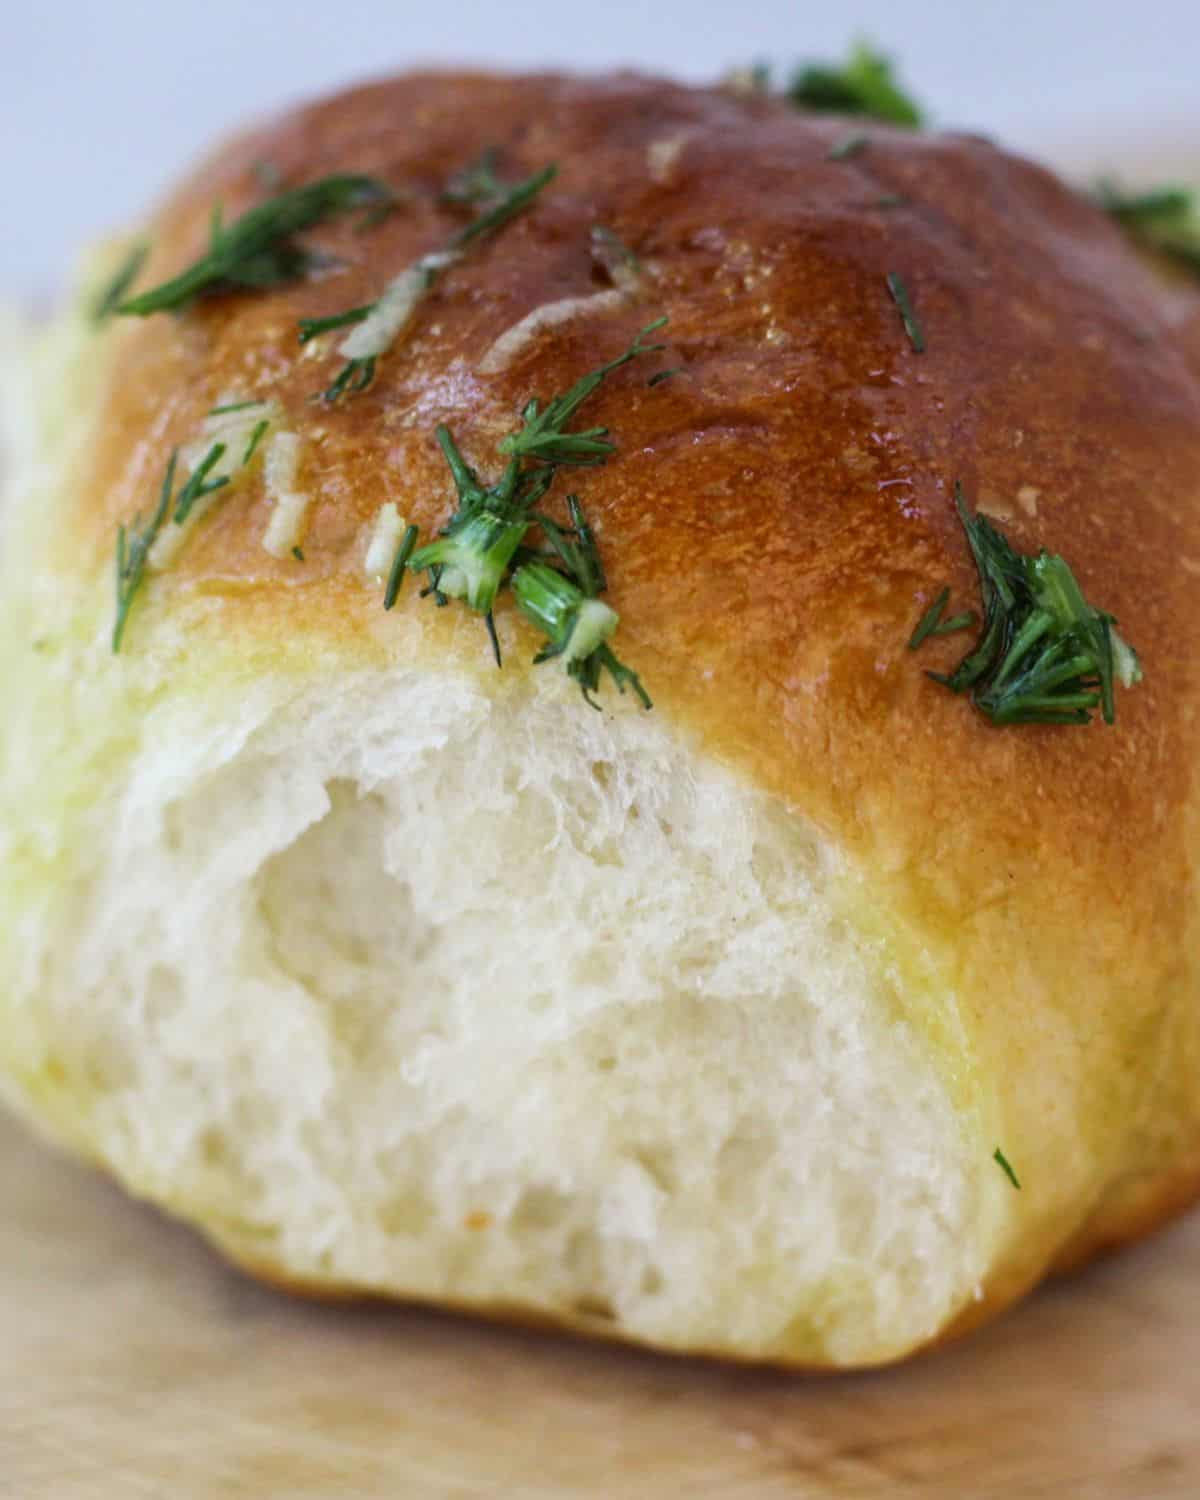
xmin=78 ymin=71 xmax=1200 ymax=1344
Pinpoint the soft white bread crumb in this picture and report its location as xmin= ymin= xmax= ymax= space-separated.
xmin=1 ymin=659 xmax=981 ymax=1364
xmin=0 ymin=258 xmax=985 ymax=1369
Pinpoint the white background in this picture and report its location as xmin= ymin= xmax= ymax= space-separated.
xmin=5 ymin=0 xmax=1199 ymax=301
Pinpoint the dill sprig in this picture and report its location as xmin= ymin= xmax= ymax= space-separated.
xmin=499 ymin=316 xmax=668 ymax=466
xmin=512 ymin=554 xmax=651 ymax=710
xmin=786 ymin=42 xmax=924 ymax=127
xmin=1094 ymin=178 xmax=1200 ymax=279
xmin=514 ymin=494 xmax=652 ymax=708
xmin=447 ymin=163 xmax=558 ymax=251
xmin=111 ymin=404 xmax=277 ymax=651
xmin=383 ymin=523 xmax=419 ymax=610
xmin=112 ymin=443 xmax=231 ymax=650
xmin=993 ymin=1148 xmax=1021 ymax=1190
xmin=296 ymin=305 xmax=375 ymax=341
xmin=92 ymin=243 xmax=149 ymax=324
xmin=307 ymin=163 xmax=557 ymax=402
xmin=907 ymin=587 xmax=977 ymax=649
xmin=113 ymin=452 xmax=178 ymax=652
xmin=170 ymin=442 xmax=231 ymax=526
xmin=404 ymin=425 xmax=550 ymax=658
xmin=403 ymin=319 xmax=667 ymax=700
xmin=886 ymin=272 xmax=925 ymax=352
xmin=912 ymin=485 xmax=1143 ymax=726
xmin=115 ymin=174 xmax=395 ymax=316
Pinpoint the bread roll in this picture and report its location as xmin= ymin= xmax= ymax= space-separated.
xmin=2 ymin=70 xmax=1198 ymax=1370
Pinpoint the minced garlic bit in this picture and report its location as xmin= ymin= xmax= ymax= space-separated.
xmin=478 ymin=290 xmax=626 ymax=375
xmin=338 ymin=251 xmax=462 ymax=362
xmin=261 ymin=431 xmax=309 ymax=558
xmin=150 ymin=395 xmax=279 ymax=570
xmin=364 ymin=502 xmax=407 ymax=580
xmin=646 ymin=132 xmax=690 ymax=185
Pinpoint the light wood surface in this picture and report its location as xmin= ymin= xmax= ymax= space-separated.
xmin=2 ymin=1112 xmax=1198 ymax=1498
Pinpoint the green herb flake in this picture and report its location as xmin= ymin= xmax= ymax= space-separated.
xmin=297 ymin=305 xmax=374 ymax=344
xmin=291 ymin=546 xmax=305 ymax=562
xmin=993 ymin=1148 xmax=1021 ymax=1190
xmin=498 ymin=316 xmax=668 ymax=467
xmin=112 ymin=451 xmax=179 ymax=653
xmin=786 ymin=42 xmax=924 ymax=127
xmin=912 ymin=484 xmax=1143 ymax=726
xmin=908 ymin=588 xmax=977 ymax=649
xmin=208 ymin=398 xmax=261 ymax=416
xmin=383 ymin=523 xmax=419 ymax=610
xmin=886 ymin=272 xmax=925 ymax=353
xmin=112 ymin=410 xmax=274 ymax=651
xmin=116 ymin=174 xmax=395 ymax=316
xmin=1095 ymin=178 xmax=1200 ymax=279
xmin=92 ymin=243 xmax=150 ymax=324
xmin=404 ymin=319 xmax=668 ymax=704
xmin=242 ymin=419 xmax=270 ymax=465
xmin=908 ymin=587 xmax=949 ymax=649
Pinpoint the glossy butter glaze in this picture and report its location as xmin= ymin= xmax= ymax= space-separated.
xmin=76 ymin=72 xmax=1200 ymax=1329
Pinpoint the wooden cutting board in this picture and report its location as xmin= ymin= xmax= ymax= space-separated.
xmin=2 ymin=1111 xmax=1198 ymax=1499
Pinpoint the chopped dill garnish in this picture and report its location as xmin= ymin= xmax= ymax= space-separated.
xmin=291 ymin=546 xmax=305 ymax=562
xmin=170 ymin=442 xmax=230 ymax=527
xmin=242 ymin=419 xmax=270 ymax=465
xmin=908 ymin=587 xmax=977 ymax=649
xmin=499 ymin=316 xmax=668 ymax=466
xmin=828 ymin=132 xmax=869 ymax=161
xmin=92 ymin=243 xmax=149 ymax=324
xmin=1094 ymin=178 xmax=1200 ymax=279
xmin=534 ymin=494 xmax=608 ymax=598
xmin=402 ymin=319 xmax=668 ymax=703
xmin=886 ymin=272 xmax=925 ymax=352
xmin=383 ymin=523 xmax=419 ymax=610
xmin=112 ymin=409 xmax=276 ymax=651
xmin=297 ymin=305 xmax=374 ymax=342
xmin=513 ymin=556 xmax=651 ymax=710
xmin=112 ymin=451 xmax=178 ymax=652
xmin=993 ymin=1148 xmax=1021 ymax=1190
xmin=912 ymin=485 xmax=1143 ymax=726
xmin=321 ymin=355 xmax=377 ymax=403
xmin=115 ymin=174 xmax=395 ymax=315
xmin=647 ymin=367 xmax=683 ymax=387
xmin=786 ymin=42 xmax=924 ymax=127
xmin=449 ymin=164 xmax=558 ymax=251
xmin=209 ymin=398 xmax=261 ymax=416
xmin=308 ymin=163 xmax=556 ymax=402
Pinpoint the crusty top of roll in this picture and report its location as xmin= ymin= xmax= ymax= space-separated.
xmin=74 ymin=72 xmax=1200 ymax=1290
